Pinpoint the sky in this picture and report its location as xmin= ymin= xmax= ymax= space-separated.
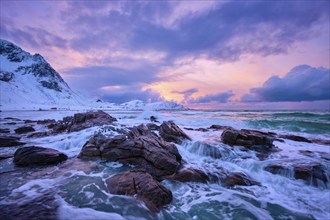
xmin=1 ymin=0 xmax=329 ymax=109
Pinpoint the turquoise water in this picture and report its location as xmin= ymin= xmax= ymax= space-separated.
xmin=0 ymin=110 xmax=329 ymax=220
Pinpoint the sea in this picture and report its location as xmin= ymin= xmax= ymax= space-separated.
xmin=0 ymin=109 xmax=329 ymax=220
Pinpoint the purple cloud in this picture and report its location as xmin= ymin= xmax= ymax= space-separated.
xmin=172 ymin=88 xmax=199 ymax=100
xmin=189 ymin=91 xmax=234 ymax=104
xmin=241 ymin=65 xmax=330 ymax=102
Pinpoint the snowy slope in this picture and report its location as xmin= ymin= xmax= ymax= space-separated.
xmin=118 ymin=100 xmax=186 ymax=111
xmin=0 ymin=39 xmax=187 ymax=111
xmin=0 ymin=39 xmax=87 ymax=110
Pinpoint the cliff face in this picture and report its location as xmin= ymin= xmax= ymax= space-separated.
xmin=0 ymin=39 xmax=86 ymax=110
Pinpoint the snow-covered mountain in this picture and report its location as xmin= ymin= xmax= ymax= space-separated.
xmin=0 ymin=39 xmax=187 ymax=111
xmin=0 ymin=39 xmax=87 ymax=110
xmin=118 ymin=100 xmax=186 ymax=111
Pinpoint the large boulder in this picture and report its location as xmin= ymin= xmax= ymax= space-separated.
xmin=14 ymin=146 xmax=68 ymax=166
xmin=106 ymin=170 xmax=172 ymax=212
xmin=14 ymin=126 xmax=35 ymax=134
xmin=221 ymin=128 xmax=277 ymax=159
xmin=265 ymin=162 xmax=329 ymax=188
xmin=164 ymin=165 xmax=210 ymax=183
xmin=221 ymin=128 xmax=274 ymax=147
xmin=0 ymin=135 xmax=25 ymax=147
xmin=78 ymin=124 xmax=182 ymax=178
xmin=159 ymin=121 xmax=191 ymax=144
xmin=222 ymin=172 xmax=260 ymax=187
xmin=50 ymin=111 xmax=117 ymax=133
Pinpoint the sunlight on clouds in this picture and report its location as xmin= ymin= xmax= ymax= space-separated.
xmin=98 ymin=85 xmax=123 ymax=91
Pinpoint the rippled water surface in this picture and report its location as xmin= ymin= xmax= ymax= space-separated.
xmin=0 ymin=110 xmax=329 ymax=219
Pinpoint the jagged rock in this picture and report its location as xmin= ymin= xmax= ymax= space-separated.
xmin=49 ymin=111 xmax=117 ymax=133
xmin=159 ymin=121 xmax=191 ymax=144
xmin=278 ymin=135 xmax=312 ymax=143
xmin=0 ymin=71 xmax=14 ymax=82
xmin=106 ymin=170 xmax=172 ymax=212
xmin=209 ymin=125 xmax=234 ymax=130
xmin=78 ymin=124 xmax=182 ymax=178
xmin=265 ymin=162 xmax=329 ymax=187
xmin=14 ymin=146 xmax=68 ymax=166
xmin=0 ymin=136 xmax=25 ymax=147
xmin=24 ymin=119 xmax=37 ymax=124
xmin=36 ymin=119 xmax=56 ymax=124
xmin=221 ymin=128 xmax=277 ymax=159
xmin=146 ymin=123 xmax=159 ymax=131
xmin=311 ymin=139 xmax=330 ymax=146
xmin=150 ymin=116 xmax=159 ymax=123
xmin=14 ymin=126 xmax=35 ymax=134
xmin=0 ymin=153 xmax=14 ymax=160
xmin=164 ymin=165 xmax=210 ymax=183
xmin=0 ymin=128 xmax=10 ymax=133
xmin=223 ymin=172 xmax=260 ymax=187
xmin=27 ymin=131 xmax=49 ymax=138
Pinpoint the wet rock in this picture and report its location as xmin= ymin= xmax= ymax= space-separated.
xmin=184 ymin=127 xmax=195 ymax=131
xmin=14 ymin=146 xmax=68 ymax=166
xmin=0 ymin=128 xmax=10 ymax=133
xmin=106 ymin=170 xmax=172 ymax=212
xmin=0 ymin=136 xmax=25 ymax=147
xmin=27 ymin=131 xmax=49 ymax=138
xmin=209 ymin=125 xmax=234 ymax=130
xmin=150 ymin=116 xmax=159 ymax=123
xmin=164 ymin=165 xmax=210 ymax=183
xmin=311 ymin=139 xmax=330 ymax=146
xmin=221 ymin=128 xmax=277 ymax=159
xmin=51 ymin=110 xmax=117 ymax=133
xmin=0 ymin=191 xmax=58 ymax=220
xmin=79 ymin=124 xmax=182 ymax=178
xmin=24 ymin=119 xmax=37 ymax=124
xmin=36 ymin=119 xmax=56 ymax=124
xmin=14 ymin=126 xmax=35 ymax=134
xmin=278 ymin=135 xmax=312 ymax=143
xmin=4 ymin=122 xmax=17 ymax=125
xmin=223 ymin=172 xmax=260 ymax=187
xmin=265 ymin=162 xmax=329 ymax=187
xmin=146 ymin=123 xmax=160 ymax=131
xmin=195 ymin=128 xmax=208 ymax=132
xmin=4 ymin=117 xmax=21 ymax=121
xmin=0 ymin=153 xmax=14 ymax=160
xmin=159 ymin=121 xmax=191 ymax=144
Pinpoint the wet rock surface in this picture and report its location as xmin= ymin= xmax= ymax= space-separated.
xmin=278 ymin=134 xmax=312 ymax=143
xmin=106 ymin=170 xmax=172 ymax=212
xmin=221 ymin=128 xmax=278 ymax=159
xmin=79 ymin=124 xmax=182 ymax=178
xmin=164 ymin=165 xmax=210 ymax=183
xmin=14 ymin=126 xmax=35 ymax=134
xmin=223 ymin=172 xmax=260 ymax=187
xmin=50 ymin=110 xmax=117 ymax=133
xmin=159 ymin=121 xmax=191 ymax=144
xmin=265 ymin=162 xmax=329 ymax=188
xmin=14 ymin=146 xmax=68 ymax=166
xmin=0 ymin=128 xmax=10 ymax=133
xmin=0 ymin=135 xmax=25 ymax=147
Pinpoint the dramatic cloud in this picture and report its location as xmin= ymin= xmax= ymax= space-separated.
xmin=190 ymin=91 xmax=234 ymax=104
xmin=242 ymin=65 xmax=330 ymax=102
xmin=1 ymin=1 xmax=329 ymax=108
xmin=172 ymin=88 xmax=199 ymax=100
xmin=100 ymin=87 xmax=163 ymax=104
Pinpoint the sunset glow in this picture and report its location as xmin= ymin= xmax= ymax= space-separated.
xmin=1 ymin=0 xmax=329 ymax=109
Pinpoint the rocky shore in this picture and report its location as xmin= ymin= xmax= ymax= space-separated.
xmin=0 ymin=110 xmax=329 ymax=218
